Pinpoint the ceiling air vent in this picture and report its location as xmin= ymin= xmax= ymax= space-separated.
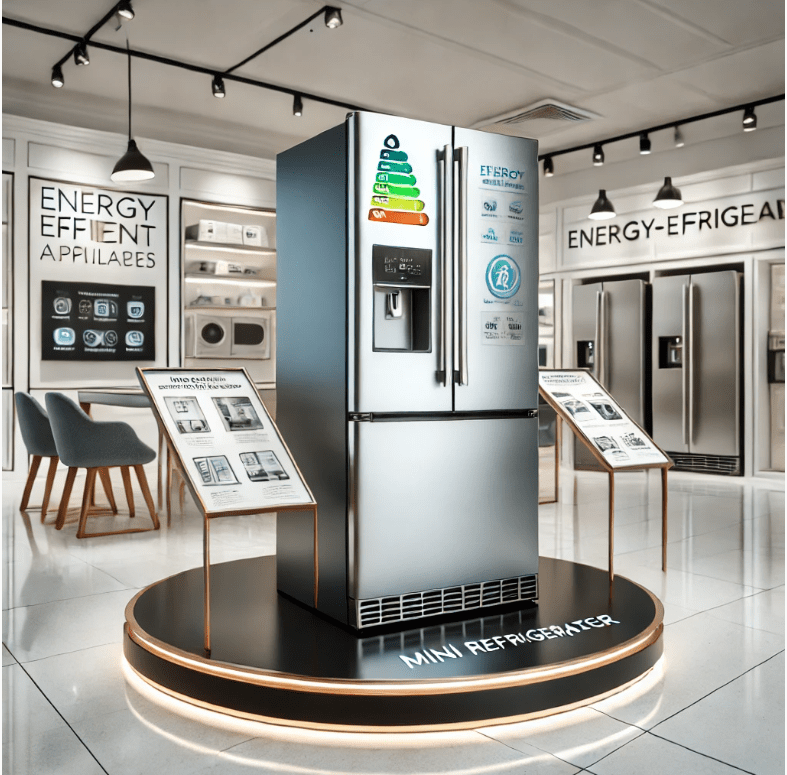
xmin=475 ymin=100 xmax=600 ymax=139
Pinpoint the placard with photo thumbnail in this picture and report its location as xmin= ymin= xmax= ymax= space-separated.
xmin=138 ymin=367 xmax=316 ymax=517
xmin=539 ymin=370 xmax=669 ymax=470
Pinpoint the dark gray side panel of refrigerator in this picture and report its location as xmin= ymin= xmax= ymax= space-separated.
xmin=276 ymin=123 xmax=349 ymax=624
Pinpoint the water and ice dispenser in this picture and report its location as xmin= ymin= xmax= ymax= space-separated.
xmin=372 ymin=244 xmax=432 ymax=352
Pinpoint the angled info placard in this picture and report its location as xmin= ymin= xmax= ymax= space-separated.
xmin=137 ymin=367 xmax=316 ymax=517
xmin=539 ymin=369 xmax=671 ymax=470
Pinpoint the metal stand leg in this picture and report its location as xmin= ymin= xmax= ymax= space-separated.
xmin=203 ymin=516 xmax=211 ymax=658
xmin=661 ymin=466 xmax=668 ymax=572
xmin=608 ymin=470 xmax=615 ymax=585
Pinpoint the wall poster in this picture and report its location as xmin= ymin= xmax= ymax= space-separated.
xmin=29 ymin=177 xmax=168 ymax=386
xmin=137 ymin=367 xmax=315 ymax=517
xmin=539 ymin=370 xmax=669 ymax=469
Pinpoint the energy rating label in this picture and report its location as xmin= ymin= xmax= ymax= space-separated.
xmin=368 ymin=134 xmax=429 ymax=226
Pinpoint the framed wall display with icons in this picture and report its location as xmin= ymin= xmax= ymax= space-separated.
xmin=41 ymin=280 xmax=155 ymax=361
xmin=28 ymin=177 xmax=168 ymax=386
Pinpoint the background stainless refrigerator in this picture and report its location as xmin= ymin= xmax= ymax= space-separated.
xmin=276 ymin=111 xmax=539 ymax=629
xmin=651 ymin=270 xmax=742 ymax=474
xmin=572 ymin=279 xmax=649 ymax=469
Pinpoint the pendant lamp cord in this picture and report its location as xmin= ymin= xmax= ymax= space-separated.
xmin=126 ymin=37 xmax=132 ymax=140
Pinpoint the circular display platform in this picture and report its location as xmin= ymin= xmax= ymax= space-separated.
xmin=124 ymin=556 xmax=663 ymax=731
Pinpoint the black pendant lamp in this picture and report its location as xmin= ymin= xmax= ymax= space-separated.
xmin=588 ymin=189 xmax=615 ymax=220
xmin=653 ymin=177 xmax=683 ymax=209
xmin=111 ymin=40 xmax=154 ymax=182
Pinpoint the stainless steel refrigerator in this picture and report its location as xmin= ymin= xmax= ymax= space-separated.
xmin=572 ymin=279 xmax=649 ymax=469
xmin=276 ymin=111 xmax=539 ymax=629
xmin=651 ymin=270 xmax=742 ymax=474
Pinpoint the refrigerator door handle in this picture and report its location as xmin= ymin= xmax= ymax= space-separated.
xmin=682 ymin=283 xmax=690 ymax=446
xmin=687 ymin=281 xmax=696 ymax=448
xmin=437 ymin=145 xmax=451 ymax=385
xmin=454 ymin=145 xmax=469 ymax=386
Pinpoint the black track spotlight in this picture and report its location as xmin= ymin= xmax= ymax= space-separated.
xmin=117 ymin=1 xmax=135 ymax=20
xmin=51 ymin=64 xmax=64 ymax=88
xmin=293 ymin=94 xmax=303 ymax=117
xmin=674 ymin=125 xmax=685 ymax=148
xmin=742 ymin=105 xmax=757 ymax=132
xmin=74 ymin=41 xmax=90 ymax=66
xmin=653 ymin=177 xmax=683 ymax=209
xmin=324 ymin=7 xmax=343 ymax=28
xmin=212 ymin=75 xmax=226 ymax=99
xmin=592 ymin=144 xmax=604 ymax=166
xmin=543 ymin=156 xmax=554 ymax=177
xmin=639 ymin=132 xmax=651 ymax=155
xmin=589 ymin=190 xmax=615 ymax=220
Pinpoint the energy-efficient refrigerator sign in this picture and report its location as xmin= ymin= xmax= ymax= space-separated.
xmin=138 ymin=368 xmax=315 ymax=516
xmin=368 ymin=134 xmax=429 ymax=226
xmin=539 ymin=370 xmax=669 ymax=468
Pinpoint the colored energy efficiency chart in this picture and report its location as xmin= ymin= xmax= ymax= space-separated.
xmin=369 ymin=134 xmax=429 ymax=226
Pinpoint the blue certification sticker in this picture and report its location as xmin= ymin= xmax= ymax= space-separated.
xmin=485 ymin=255 xmax=521 ymax=299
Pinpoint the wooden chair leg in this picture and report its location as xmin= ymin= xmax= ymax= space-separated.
xmin=55 ymin=467 xmax=78 ymax=530
xmin=134 ymin=465 xmax=160 ymax=531
xmin=76 ymin=468 xmax=98 ymax=539
xmin=120 ymin=466 xmax=135 ymax=518
xmin=178 ymin=475 xmax=185 ymax=513
xmin=40 ymin=456 xmax=59 ymax=522
xmin=98 ymin=467 xmax=118 ymax=514
xmin=20 ymin=455 xmax=42 ymax=511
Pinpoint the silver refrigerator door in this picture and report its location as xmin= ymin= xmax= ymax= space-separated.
xmin=652 ymin=274 xmax=688 ymax=453
xmin=351 ymin=112 xmax=453 ymax=414
xmin=349 ymin=416 xmax=539 ymax=602
xmin=452 ymin=127 xmax=539 ymax=412
xmin=605 ymin=280 xmax=647 ymax=424
xmin=690 ymin=270 xmax=740 ymax=456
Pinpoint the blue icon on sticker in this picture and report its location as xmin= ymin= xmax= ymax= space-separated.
xmin=485 ymin=255 xmax=521 ymax=299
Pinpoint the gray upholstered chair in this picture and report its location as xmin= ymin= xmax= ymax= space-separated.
xmin=15 ymin=392 xmax=60 ymax=520
xmin=45 ymin=392 xmax=160 ymax=538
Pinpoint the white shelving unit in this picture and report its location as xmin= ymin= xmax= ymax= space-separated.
xmin=181 ymin=200 xmax=277 ymax=386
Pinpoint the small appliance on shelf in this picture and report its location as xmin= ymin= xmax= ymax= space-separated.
xmin=181 ymin=199 xmax=277 ymax=385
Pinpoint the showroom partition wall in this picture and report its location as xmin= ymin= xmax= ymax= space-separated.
xmin=1 ymin=113 xmax=276 ymax=475
xmin=539 ymin=157 xmax=784 ymax=479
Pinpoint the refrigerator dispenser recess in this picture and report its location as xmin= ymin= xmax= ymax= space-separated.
xmin=372 ymin=244 xmax=432 ymax=352
xmin=659 ymin=336 xmax=683 ymax=368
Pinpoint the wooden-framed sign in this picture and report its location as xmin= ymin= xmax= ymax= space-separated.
xmin=538 ymin=369 xmax=672 ymax=582
xmin=137 ymin=367 xmax=317 ymax=656
xmin=137 ymin=367 xmax=315 ymax=518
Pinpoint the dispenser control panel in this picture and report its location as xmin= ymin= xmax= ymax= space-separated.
xmin=372 ymin=244 xmax=432 ymax=285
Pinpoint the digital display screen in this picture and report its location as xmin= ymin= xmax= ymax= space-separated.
xmin=41 ymin=280 xmax=155 ymax=361
xmin=372 ymin=244 xmax=432 ymax=285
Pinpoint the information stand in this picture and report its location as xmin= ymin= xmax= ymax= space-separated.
xmin=538 ymin=370 xmax=673 ymax=583
xmin=136 ymin=367 xmax=317 ymax=656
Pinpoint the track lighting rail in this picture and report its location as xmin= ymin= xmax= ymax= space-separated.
xmin=2 ymin=15 xmax=365 ymax=113
xmin=540 ymin=94 xmax=784 ymax=163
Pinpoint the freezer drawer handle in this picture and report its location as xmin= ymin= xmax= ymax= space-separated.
xmin=454 ymin=145 xmax=469 ymax=386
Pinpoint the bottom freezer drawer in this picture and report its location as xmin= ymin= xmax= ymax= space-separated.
xmin=350 ymin=416 xmax=538 ymax=602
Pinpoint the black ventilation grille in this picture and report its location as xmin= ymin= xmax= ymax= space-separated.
xmin=668 ymin=453 xmax=741 ymax=476
xmin=356 ymin=575 xmax=538 ymax=628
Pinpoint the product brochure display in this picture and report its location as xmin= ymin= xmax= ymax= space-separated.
xmin=137 ymin=367 xmax=314 ymax=516
xmin=539 ymin=370 xmax=669 ymax=468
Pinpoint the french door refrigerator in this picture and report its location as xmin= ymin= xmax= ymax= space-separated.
xmin=276 ymin=111 xmax=539 ymax=629
xmin=572 ymin=279 xmax=649 ymax=469
xmin=651 ymin=270 xmax=742 ymax=474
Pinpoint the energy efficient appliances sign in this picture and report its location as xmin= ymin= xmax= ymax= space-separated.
xmin=28 ymin=178 xmax=167 ymax=382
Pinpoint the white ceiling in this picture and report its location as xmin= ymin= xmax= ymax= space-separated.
xmin=2 ymin=0 xmax=784 ymax=160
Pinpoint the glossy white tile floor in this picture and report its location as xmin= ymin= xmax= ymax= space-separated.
xmin=2 ymin=465 xmax=784 ymax=774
